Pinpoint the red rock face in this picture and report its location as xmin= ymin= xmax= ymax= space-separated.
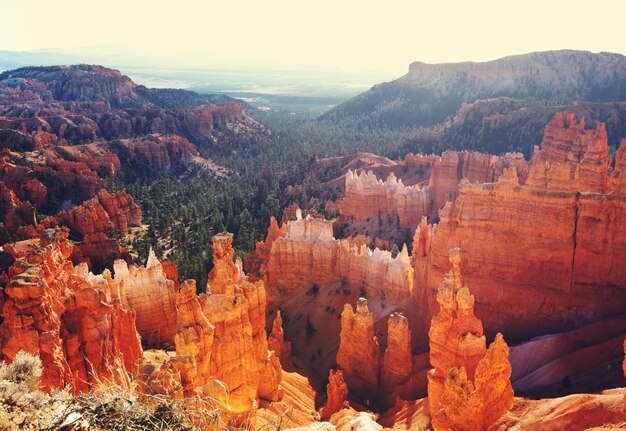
xmin=337 ymin=151 xmax=528 ymax=242
xmin=321 ymin=369 xmax=348 ymax=420
xmin=336 ymin=298 xmax=381 ymax=398
xmin=426 ymin=249 xmax=513 ymax=430
xmin=264 ymin=215 xmax=413 ymax=307
xmin=413 ymin=114 xmax=626 ymax=348
xmin=54 ymin=190 xmax=141 ymax=237
xmin=0 ymin=228 xmax=143 ymax=393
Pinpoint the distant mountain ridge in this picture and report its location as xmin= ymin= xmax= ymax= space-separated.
xmin=320 ymin=50 xmax=626 ymax=128
xmin=0 ymin=64 xmax=245 ymax=109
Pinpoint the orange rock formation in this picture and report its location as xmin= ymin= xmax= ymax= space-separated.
xmin=268 ymin=310 xmax=291 ymax=360
xmin=336 ymin=298 xmax=381 ymax=398
xmin=264 ymin=213 xmax=413 ymax=306
xmin=338 ymin=151 xmax=528 ymax=236
xmin=138 ymin=234 xmax=283 ymax=413
xmin=321 ymin=369 xmax=348 ymax=420
xmin=427 ymin=249 xmax=513 ymax=430
xmin=413 ymin=114 xmax=626 ymax=347
xmin=427 ymin=248 xmax=486 ymax=414
xmin=0 ymin=228 xmax=143 ymax=392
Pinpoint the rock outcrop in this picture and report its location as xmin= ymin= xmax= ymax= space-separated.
xmin=431 ymin=334 xmax=514 ymax=431
xmin=337 ymin=151 xmax=528 ymax=242
xmin=112 ymin=249 xmax=178 ymax=347
xmin=427 ymin=249 xmax=513 ymax=430
xmin=320 ymin=369 xmax=348 ymax=420
xmin=53 ymin=190 xmax=141 ymax=237
xmin=207 ymin=233 xmax=238 ymax=294
xmin=427 ymin=248 xmax=486 ymax=414
xmin=0 ymin=228 xmax=143 ymax=392
xmin=380 ymin=313 xmax=413 ymax=401
xmin=268 ymin=310 xmax=291 ymax=360
xmin=533 ymin=112 xmax=610 ymax=193
xmin=264 ymin=214 xmax=413 ymax=306
xmin=413 ymin=114 xmax=626 ymax=347
xmin=138 ymin=234 xmax=284 ymax=413
xmin=335 ymin=299 xmax=425 ymax=408
xmin=336 ymin=298 xmax=381 ymax=398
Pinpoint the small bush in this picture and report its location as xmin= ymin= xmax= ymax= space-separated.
xmin=0 ymin=351 xmax=43 ymax=390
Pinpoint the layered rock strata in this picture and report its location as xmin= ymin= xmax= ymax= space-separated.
xmin=427 ymin=248 xmax=513 ymax=430
xmin=413 ymin=114 xmax=626 ymax=347
xmin=0 ymin=228 xmax=143 ymax=392
xmin=264 ymin=212 xmax=413 ymax=306
xmin=338 ymin=151 xmax=528 ymax=235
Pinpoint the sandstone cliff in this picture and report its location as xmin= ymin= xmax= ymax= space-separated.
xmin=412 ymin=114 xmax=626 ymax=348
xmin=337 ymin=151 xmax=527 ymax=242
xmin=264 ymin=213 xmax=413 ymax=307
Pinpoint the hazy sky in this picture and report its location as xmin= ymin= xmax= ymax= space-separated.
xmin=2 ymin=0 xmax=625 ymax=74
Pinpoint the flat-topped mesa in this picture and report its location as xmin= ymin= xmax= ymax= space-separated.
xmin=336 ymin=298 xmax=381 ymax=398
xmin=533 ymin=112 xmax=610 ymax=193
xmin=0 ymin=228 xmax=143 ymax=393
xmin=427 ymin=248 xmax=486 ymax=415
xmin=111 ymin=249 xmax=178 ymax=347
xmin=207 ymin=233 xmax=238 ymax=295
xmin=264 ymin=215 xmax=413 ymax=307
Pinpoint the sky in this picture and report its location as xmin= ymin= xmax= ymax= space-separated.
xmin=2 ymin=0 xmax=626 ymax=75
